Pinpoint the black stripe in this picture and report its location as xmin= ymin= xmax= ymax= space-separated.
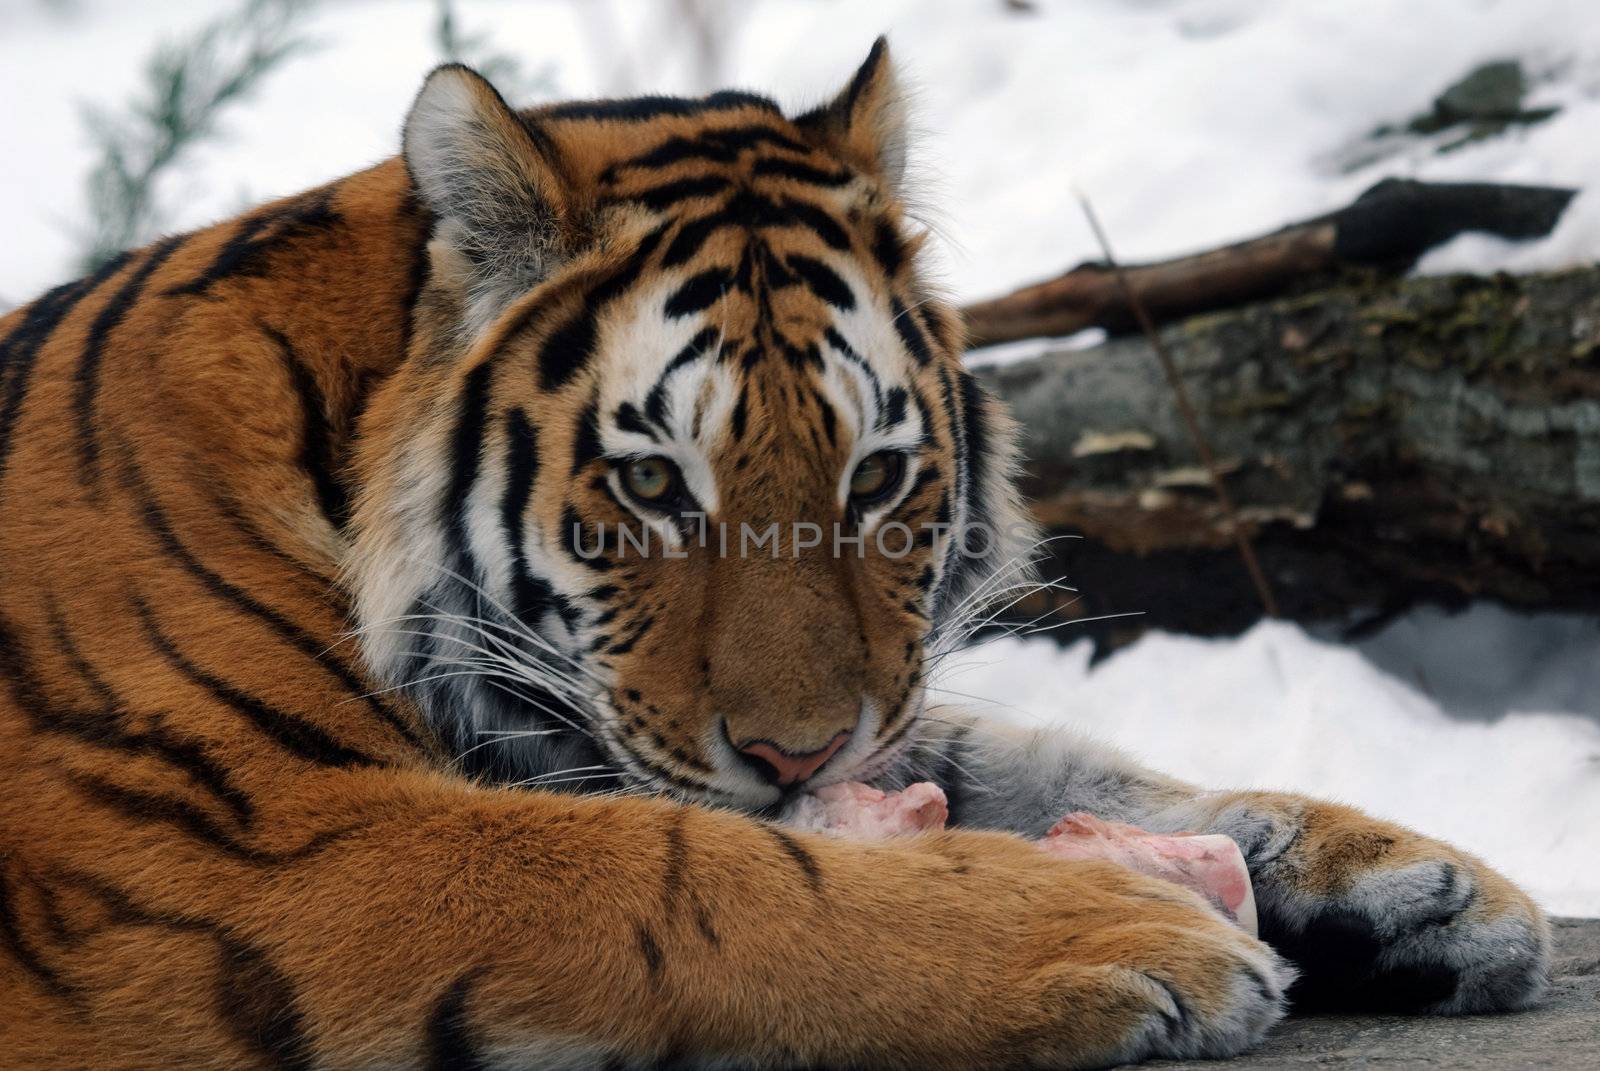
xmin=500 ymin=407 xmax=558 ymax=633
xmin=215 ymin=933 xmax=316 ymax=1071
xmin=396 ymin=189 xmax=434 ymax=360
xmin=0 ymin=864 xmax=79 ymax=1004
xmin=881 ymin=386 xmax=909 ymax=431
xmin=660 ymin=194 xmax=850 ymax=272
xmin=265 ymin=324 xmax=350 ymax=530
xmin=751 ymin=157 xmax=851 ymax=187
xmin=812 ymin=388 xmax=838 ymax=449
xmin=664 ymin=268 xmax=733 ymax=318
xmin=73 ymin=235 xmax=186 ymax=487
xmin=762 ymin=825 xmax=824 ymax=893
xmin=425 ymin=971 xmax=491 ymax=1071
xmin=113 ymin=442 xmax=426 ymax=752
xmin=542 ymin=90 xmax=778 ymax=122
xmin=605 ymin=614 xmax=654 ymax=656
xmin=637 ymin=924 xmax=665 ymax=980
xmin=822 ymin=327 xmax=883 ymax=412
xmin=759 ymin=243 xmax=797 ymax=290
xmin=662 ymin=189 xmax=851 ymax=258
xmin=957 ymin=370 xmax=988 ymax=524
xmin=606 ymin=125 xmax=810 ymax=178
xmin=730 ymin=384 xmax=749 ymax=442
xmin=132 ymin=595 xmax=378 ymax=769
xmin=164 ymin=187 xmax=341 ymax=298
xmin=46 ymin=605 xmax=255 ymax=825
xmin=0 ymin=534 xmax=262 ymax=845
xmin=918 ymin=304 xmax=951 ymax=355
xmin=536 ymin=312 xmax=597 ymax=394
xmin=891 ymin=296 xmax=934 ymax=365
xmin=933 ymin=368 xmax=966 ymax=590
xmin=59 ymin=871 xmax=315 ymax=1070
xmin=570 ymin=396 xmax=603 ymax=475
xmin=943 ymin=370 xmax=993 ymax=599
xmin=779 ymin=196 xmax=852 ymax=251
xmin=644 ymin=327 xmax=718 ymax=430
xmin=661 ymin=213 xmax=728 ymax=268
xmin=725 ymin=189 xmax=790 ymax=231
xmin=619 ymin=174 xmax=732 ymax=212
xmin=871 ymin=218 xmax=906 ymax=278
xmin=613 ymin=401 xmax=655 ymax=440
xmin=538 ymin=223 xmax=670 ymax=391
xmin=205 ymin=479 xmax=344 ymax=598
xmin=911 ymin=380 xmax=939 ymax=450
xmin=610 ymin=135 xmax=739 ymax=175
xmin=442 ymin=361 xmax=496 ymax=556
xmin=0 ymin=253 xmax=134 ymax=489
xmin=905 ymin=462 xmax=940 ymax=502
xmin=70 ymin=772 xmax=351 ymax=866
xmin=785 ymin=254 xmax=855 ymax=310
xmin=779 ymin=337 xmax=822 ymax=371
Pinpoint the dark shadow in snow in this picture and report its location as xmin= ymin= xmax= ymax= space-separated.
xmin=1312 ymin=604 xmax=1600 ymax=723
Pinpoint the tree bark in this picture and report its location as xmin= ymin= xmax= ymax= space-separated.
xmin=978 ymin=266 xmax=1600 ymax=647
xmin=960 ymin=179 xmax=1576 ymax=350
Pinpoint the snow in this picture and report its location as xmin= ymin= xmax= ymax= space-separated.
xmin=7 ymin=0 xmax=1600 ymax=305
xmin=938 ymin=613 xmax=1600 ymax=917
xmin=2 ymin=1 xmax=1597 ymax=910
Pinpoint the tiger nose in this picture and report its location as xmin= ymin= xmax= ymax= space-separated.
xmin=735 ymin=731 xmax=852 ymax=788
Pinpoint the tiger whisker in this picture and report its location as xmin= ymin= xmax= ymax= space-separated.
xmin=355 ymin=627 xmax=593 ymax=701
xmin=508 ymin=772 xmax=628 ymax=790
xmin=411 ymin=557 xmax=608 ymax=683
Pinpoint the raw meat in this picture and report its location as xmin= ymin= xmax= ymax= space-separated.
xmin=1038 ymin=813 xmax=1258 ymax=935
xmin=785 ymin=781 xmax=949 ymax=839
xmin=787 ymin=783 xmax=1256 ymax=934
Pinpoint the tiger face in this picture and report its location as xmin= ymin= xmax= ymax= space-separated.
xmin=349 ymin=43 xmax=1032 ymax=809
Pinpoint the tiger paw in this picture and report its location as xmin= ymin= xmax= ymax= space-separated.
xmin=1170 ymin=793 xmax=1551 ymax=1014
xmin=874 ymin=833 xmax=1294 ymax=1068
xmin=990 ymin=862 xmax=1294 ymax=1066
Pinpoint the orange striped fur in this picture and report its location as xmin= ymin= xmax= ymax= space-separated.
xmin=0 ymin=41 xmax=1545 ymax=1068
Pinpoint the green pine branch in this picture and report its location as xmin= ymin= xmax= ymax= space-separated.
xmin=77 ymin=0 xmax=315 ymax=272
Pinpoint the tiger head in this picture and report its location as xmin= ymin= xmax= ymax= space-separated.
xmin=348 ymin=40 xmax=1033 ymax=809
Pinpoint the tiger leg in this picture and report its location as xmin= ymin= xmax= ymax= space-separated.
xmin=5 ymin=766 xmax=1290 ymax=1070
xmin=905 ymin=711 xmax=1550 ymax=1014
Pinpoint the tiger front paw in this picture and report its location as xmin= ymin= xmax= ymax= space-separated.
xmin=912 ymin=838 xmax=1295 ymax=1067
xmin=1182 ymin=794 xmax=1550 ymax=1014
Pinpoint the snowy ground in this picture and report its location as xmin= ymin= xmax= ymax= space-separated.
xmin=2 ymin=0 xmax=1598 ymax=911
xmin=940 ymin=611 xmax=1600 ymax=917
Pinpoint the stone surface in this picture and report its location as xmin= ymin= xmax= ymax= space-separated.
xmin=1144 ymin=918 xmax=1600 ymax=1069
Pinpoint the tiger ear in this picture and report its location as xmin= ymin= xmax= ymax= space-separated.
xmin=403 ymin=64 xmax=568 ymax=334
xmin=796 ymin=37 xmax=910 ymax=192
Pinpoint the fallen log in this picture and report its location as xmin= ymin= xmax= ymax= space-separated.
xmin=960 ymin=178 xmax=1575 ymax=350
xmin=979 ymin=266 xmax=1600 ymax=646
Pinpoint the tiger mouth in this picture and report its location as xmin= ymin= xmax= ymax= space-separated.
xmin=596 ymin=717 xmax=923 ymax=814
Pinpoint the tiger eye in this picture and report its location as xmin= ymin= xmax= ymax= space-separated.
xmin=849 ymin=451 xmax=903 ymax=502
xmin=623 ymin=457 xmax=677 ymax=502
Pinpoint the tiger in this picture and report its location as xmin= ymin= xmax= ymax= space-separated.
xmin=0 ymin=39 xmax=1548 ymax=1069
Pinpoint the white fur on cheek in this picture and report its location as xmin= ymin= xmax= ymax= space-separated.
xmin=594 ymin=281 xmax=733 ymax=516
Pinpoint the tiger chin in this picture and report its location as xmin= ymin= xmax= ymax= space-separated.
xmin=0 ymin=39 xmax=1546 ymax=1070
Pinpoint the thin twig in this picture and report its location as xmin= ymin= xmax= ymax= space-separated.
xmin=1075 ymin=192 xmax=1280 ymax=619
xmin=76 ymin=0 xmax=315 ymax=272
